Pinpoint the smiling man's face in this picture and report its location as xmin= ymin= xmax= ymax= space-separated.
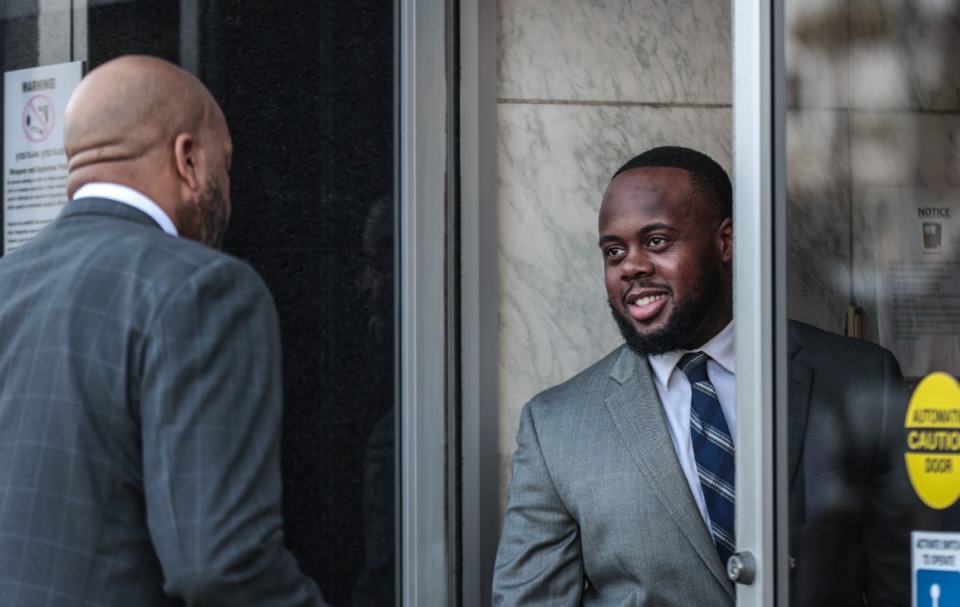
xmin=598 ymin=166 xmax=733 ymax=356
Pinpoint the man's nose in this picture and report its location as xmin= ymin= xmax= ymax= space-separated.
xmin=621 ymin=249 xmax=653 ymax=279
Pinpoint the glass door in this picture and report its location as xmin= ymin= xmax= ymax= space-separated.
xmin=735 ymin=0 xmax=960 ymax=605
xmin=781 ymin=1 xmax=960 ymax=606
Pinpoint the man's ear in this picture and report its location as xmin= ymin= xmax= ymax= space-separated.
xmin=718 ymin=217 xmax=733 ymax=263
xmin=173 ymin=132 xmax=200 ymax=191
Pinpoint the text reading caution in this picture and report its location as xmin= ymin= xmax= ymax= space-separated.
xmin=905 ymin=372 xmax=960 ymax=509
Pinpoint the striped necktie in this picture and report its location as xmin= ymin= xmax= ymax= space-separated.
xmin=679 ymin=351 xmax=736 ymax=565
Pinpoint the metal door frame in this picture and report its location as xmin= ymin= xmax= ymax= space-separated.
xmin=732 ymin=0 xmax=789 ymax=604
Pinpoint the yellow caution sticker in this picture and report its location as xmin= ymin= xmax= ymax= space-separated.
xmin=905 ymin=372 xmax=960 ymax=509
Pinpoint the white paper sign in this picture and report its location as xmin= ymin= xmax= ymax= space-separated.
xmin=3 ymin=61 xmax=83 ymax=254
xmin=870 ymin=189 xmax=960 ymax=378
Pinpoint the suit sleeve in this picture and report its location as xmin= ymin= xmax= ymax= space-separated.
xmin=864 ymin=349 xmax=934 ymax=607
xmin=139 ymin=257 xmax=328 ymax=606
xmin=493 ymin=401 xmax=583 ymax=606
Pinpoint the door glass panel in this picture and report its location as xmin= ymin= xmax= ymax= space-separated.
xmin=1 ymin=2 xmax=397 ymax=604
xmin=784 ymin=0 xmax=959 ymax=604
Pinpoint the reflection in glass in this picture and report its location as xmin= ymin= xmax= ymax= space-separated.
xmin=785 ymin=0 xmax=960 ymax=604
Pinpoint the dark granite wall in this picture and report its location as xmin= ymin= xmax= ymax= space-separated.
xmin=195 ymin=4 xmax=396 ymax=604
xmin=3 ymin=2 xmax=396 ymax=605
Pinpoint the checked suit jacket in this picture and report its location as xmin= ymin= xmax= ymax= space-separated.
xmin=493 ymin=320 xmax=923 ymax=606
xmin=0 ymin=198 xmax=326 ymax=606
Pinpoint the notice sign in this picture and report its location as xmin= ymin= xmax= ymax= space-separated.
xmin=3 ymin=61 xmax=83 ymax=254
xmin=913 ymin=532 xmax=960 ymax=607
xmin=869 ymin=189 xmax=960 ymax=378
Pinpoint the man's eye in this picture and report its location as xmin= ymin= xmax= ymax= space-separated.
xmin=604 ymin=246 xmax=624 ymax=258
xmin=648 ymin=237 xmax=666 ymax=247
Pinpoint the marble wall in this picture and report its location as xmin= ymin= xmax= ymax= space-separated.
xmin=497 ymin=0 xmax=732 ymax=503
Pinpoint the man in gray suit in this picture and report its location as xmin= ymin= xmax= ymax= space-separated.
xmin=493 ymin=146 xmax=918 ymax=605
xmin=0 ymin=56 xmax=327 ymax=606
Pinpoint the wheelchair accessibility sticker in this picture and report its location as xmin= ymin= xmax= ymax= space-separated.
xmin=914 ymin=532 xmax=960 ymax=607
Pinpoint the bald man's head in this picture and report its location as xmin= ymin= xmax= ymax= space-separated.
xmin=64 ymin=55 xmax=233 ymax=248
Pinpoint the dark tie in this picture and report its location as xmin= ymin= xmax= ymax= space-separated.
xmin=679 ymin=351 xmax=735 ymax=565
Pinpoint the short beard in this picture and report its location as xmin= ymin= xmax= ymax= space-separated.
xmin=180 ymin=177 xmax=229 ymax=249
xmin=198 ymin=177 xmax=229 ymax=249
xmin=608 ymin=274 xmax=723 ymax=357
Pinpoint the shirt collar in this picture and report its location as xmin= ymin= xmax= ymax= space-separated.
xmin=72 ymin=182 xmax=178 ymax=237
xmin=647 ymin=320 xmax=736 ymax=390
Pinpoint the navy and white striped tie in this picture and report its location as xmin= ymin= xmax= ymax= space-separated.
xmin=679 ymin=351 xmax=735 ymax=565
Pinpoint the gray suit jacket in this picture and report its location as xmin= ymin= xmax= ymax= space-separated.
xmin=0 ymin=199 xmax=326 ymax=606
xmin=493 ymin=320 xmax=919 ymax=606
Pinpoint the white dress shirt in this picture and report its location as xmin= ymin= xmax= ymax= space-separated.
xmin=647 ymin=321 xmax=736 ymax=532
xmin=73 ymin=182 xmax=178 ymax=237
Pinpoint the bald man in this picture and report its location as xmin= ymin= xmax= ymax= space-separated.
xmin=0 ymin=56 xmax=328 ymax=606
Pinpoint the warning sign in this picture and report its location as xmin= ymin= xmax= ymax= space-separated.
xmin=913 ymin=532 xmax=960 ymax=607
xmin=3 ymin=62 xmax=84 ymax=254
xmin=905 ymin=372 xmax=960 ymax=509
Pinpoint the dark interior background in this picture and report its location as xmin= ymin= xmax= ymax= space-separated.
xmin=1 ymin=2 xmax=397 ymax=605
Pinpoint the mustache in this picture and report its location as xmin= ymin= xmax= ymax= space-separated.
xmin=620 ymin=281 xmax=672 ymax=307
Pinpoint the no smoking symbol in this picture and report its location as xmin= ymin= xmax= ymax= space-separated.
xmin=22 ymin=94 xmax=54 ymax=143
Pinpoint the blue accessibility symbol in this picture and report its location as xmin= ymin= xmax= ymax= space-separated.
xmin=917 ymin=569 xmax=960 ymax=607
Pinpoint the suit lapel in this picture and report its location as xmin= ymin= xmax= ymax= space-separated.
xmin=787 ymin=334 xmax=813 ymax=533
xmin=603 ymin=348 xmax=735 ymax=597
xmin=787 ymin=340 xmax=812 ymax=492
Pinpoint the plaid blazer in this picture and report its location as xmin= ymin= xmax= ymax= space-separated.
xmin=0 ymin=198 xmax=326 ymax=606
